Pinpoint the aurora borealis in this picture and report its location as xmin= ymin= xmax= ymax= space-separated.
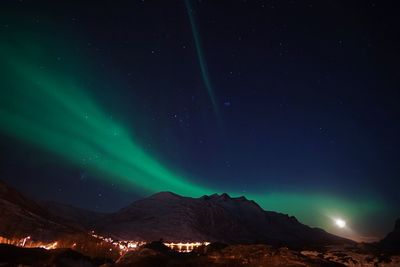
xmin=1 ymin=1 xmax=399 ymax=242
xmin=0 ymin=40 xmax=213 ymax=197
xmin=185 ymin=0 xmax=220 ymax=118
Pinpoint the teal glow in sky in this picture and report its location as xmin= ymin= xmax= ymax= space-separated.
xmin=0 ymin=37 xmax=387 ymax=241
xmin=0 ymin=42 xmax=212 ymax=197
xmin=185 ymin=0 xmax=221 ymax=119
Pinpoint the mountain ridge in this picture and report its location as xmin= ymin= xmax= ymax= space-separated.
xmin=3 ymin=179 xmax=399 ymax=250
xmin=94 ymin=190 xmax=353 ymax=247
xmin=379 ymin=218 xmax=400 ymax=250
xmin=0 ymin=180 xmax=82 ymax=241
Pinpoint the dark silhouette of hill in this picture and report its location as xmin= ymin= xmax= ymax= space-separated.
xmin=42 ymin=201 xmax=107 ymax=230
xmin=0 ymin=180 xmax=78 ymax=241
xmin=380 ymin=218 xmax=400 ymax=251
xmin=1 ymin=180 xmax=400 ymax=266
xmin=94 ymin=191 xmax=353 ymax=247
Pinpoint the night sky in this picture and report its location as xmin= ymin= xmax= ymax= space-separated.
xmin=1 ymin=0 xmax=399 ymax=242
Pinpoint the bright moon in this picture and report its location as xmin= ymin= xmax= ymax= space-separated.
xmin=335 ymin=218 xmax=346 ymax=228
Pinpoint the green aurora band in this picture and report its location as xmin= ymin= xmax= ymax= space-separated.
xmin=0 ymin=44 xmax=212 ymax=197
xmin=0 ymin=40 xmax=386 ymax=239
xmin=185 ymin=0 xmax=221 ymax=119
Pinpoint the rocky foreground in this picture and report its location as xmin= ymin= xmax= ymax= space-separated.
xmin=1 ymin=241 xmax=400 ymax=267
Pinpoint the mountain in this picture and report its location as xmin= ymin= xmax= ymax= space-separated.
xmin=0 ymin=180 xmax=119 ymax=259
xmin=380 ymin=218 xmax=400 ymax=250
xmin=0 ymin=180 xmax=353 ymax=247
xmin=2 ymin=180 xmax=400 ymax=266
xmin=0 ymin=180 xmax=78 ymax=241
xmin=94 ymin=191 xmax=352 ymax=247
xmin=42 ymin=201 xmax=106 ymax=230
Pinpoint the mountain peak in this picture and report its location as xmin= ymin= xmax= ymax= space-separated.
xmin=201 ymin=193 xmax=252 ymax=203
xmin=220 ymin=193 xmax=231 ymax=199
xmin=205 ymin=193 xmax=232 ymax=200
xmin=149 ymin=191 xmax=181 ymax=200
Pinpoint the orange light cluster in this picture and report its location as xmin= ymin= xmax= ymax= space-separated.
xmin=0 ymin=235 xmax=58 ymax=250
xmin=89 ymin=231 xmax=210 ymax=253
xmin=164 ymin=242 xmax=211 ymax=253
xmin=90 ymin=231 xmax=145 ymax=255
xmin=0 ymin=233 xmax=210 ymax=254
